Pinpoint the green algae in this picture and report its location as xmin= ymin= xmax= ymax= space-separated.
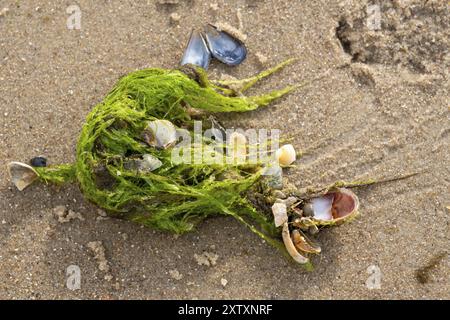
xmin=32 ymin=61 xmax=297 ymax=251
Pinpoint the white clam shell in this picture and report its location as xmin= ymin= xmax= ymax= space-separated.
xmin=7 ymin=162 xmax=39 ymax=191
xmin=276 ymin=144 xmax=296 ymax=166
xmin=144 ymin=120 xmax=177 ymax=149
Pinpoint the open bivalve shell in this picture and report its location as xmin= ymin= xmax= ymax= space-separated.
xmin=7 ymin=162 xmax=39 ymax=191
xmin=299 ymin=188 xmax=360 ymax=226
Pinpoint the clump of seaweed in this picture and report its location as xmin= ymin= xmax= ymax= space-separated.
xmin=6 ymin=57 xmax=415 ymax=269
xmin=9 ymin=60 xmax=299 ymax=246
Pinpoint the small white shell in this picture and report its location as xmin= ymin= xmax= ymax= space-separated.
xmin=144 ymin=120 xmax=177 ymax=149
xmin=7 ymin=162 xmax=39 ymax=191
xmin=276 ymin=144 xmax=296 ymax=166
xmin=271 ymin=202 xmax=288 ymax=227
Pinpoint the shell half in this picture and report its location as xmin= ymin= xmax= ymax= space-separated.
xmin=180 ymin=29 xmax=211 ymax=70
xmin=291 ymin=229 xmax=321 ymax=254
xmin=142 ymin=120 xmax=177 ymax=149
xmin=203 ymin=24 xmax=247 ymax=66
xmin=276 ymin=144 xmax=296 ymax=166
xmin=301 ymin=188 xmax=359 ymax=225
xmin=7 ymin=162 xmax=39 ymax=191
xmin=282 ymin=222 xmax=310 ymax=264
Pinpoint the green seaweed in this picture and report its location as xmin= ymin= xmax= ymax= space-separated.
xmin=13 ymin=59 xmax=418 ymax=269
xmin=32 ymin=61 xmax=297 ymax=254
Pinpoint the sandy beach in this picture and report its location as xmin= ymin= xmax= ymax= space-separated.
xmin=0 ymin=0 xmax=448 ymax=299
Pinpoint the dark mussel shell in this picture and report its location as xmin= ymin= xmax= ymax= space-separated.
xmin=203 ymin=24 xmax=247 ymax=66
xmin=30 ymin=156 xmax=47 ymax=167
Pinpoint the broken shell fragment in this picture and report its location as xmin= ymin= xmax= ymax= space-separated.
xmin=275 ymin=144 xmax=296 ymax=166
xmin=300 ymin=188 xmax=359 ymax=225
xmin=7 ymin=162 xmax=39 ymax=191
xmin=282 ymin=222 xmax=309 ymax=264
xmin=124 ymin=154 xmax=163 ymax=173
xmin=271 ymin=202 xmax=288 ymax=227
xmin=291 ymin=229 xmax=321 ymax=254
xmin=143 ymin=120 xmax=177 ymax=149
xmin=142 ymin=154 xmax=163 ymax=171
xmin=181 ymin=29 xmax=211 ymax=70
xmin=203 ymin=24 xmax=247 ymax=66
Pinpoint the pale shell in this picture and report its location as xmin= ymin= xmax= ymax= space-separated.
xmin=271 ymin=202 xmax=288 ymax=227
xmin=282 ymin=222 xmax=310 ymax=264
xmin=7 ymin=162 xmax=39 ymax=191
xmin=143 ymin=120 xmax=177 ymax=149
xmin=276 ymin=144 xmax=296 ymax=166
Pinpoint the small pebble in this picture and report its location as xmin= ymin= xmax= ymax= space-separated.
xmin=273 ymin=190 xmax=286 ymax=199
xmin=284 ymin=196 xmax=298 ymax=207
xmin=104 ymin=274 xmax=113 ymax=282
xmin=256 ymin=52 xmax=268 ymax=65
xmin=97 ymin=209 xmax=107 ymax=217
xmin=276 ymin=144 xmax=297 ymax=166
xmin=53 ymin=206 xmax=84 ymax=223
xmin=0 ymin=7 xmax=9 ymax=17
xmin=194 ymin=252 xmax=218 ymax=267
xmin=170 ymin=12 xmax=181 ymax=23
xmin=221 ymin=278 xmax=228 ymax=287
xmin=169 ymin=269 xmax=183 ymax=281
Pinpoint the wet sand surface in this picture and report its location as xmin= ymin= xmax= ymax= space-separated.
xmin=0 ymin=0 xmax=449 ymax=299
